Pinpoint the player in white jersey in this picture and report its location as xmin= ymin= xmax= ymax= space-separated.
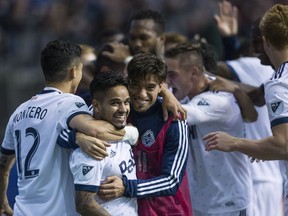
xmin=165 ymin=41 xmax=256 ymax=215
xmin=0 ymin=40 xmax=127 ymax=216
xmin=203 ymin=4 xmax=288 ymax=215
xmin=223 ymin=57 xmax=283 ymax=216
xmin=64 ymin=71 xmax=138 ymax=215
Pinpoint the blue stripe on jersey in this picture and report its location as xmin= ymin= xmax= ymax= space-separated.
xmin=57 ymin=129 xmax=79 ymax=149
xmin=0 ymin=147 xmax=15 ymax=155
xmin=226 ymin=63 xmax=241 ymax=82
xmin=136 ymin=120 xmax=188 ymax=196
xmin=75 ymin=184 xmax=99 ymax=192
xmin=271 ymin=117 xmax=288 ymax=128
xmin=273 ymin=61 xmax=288 ymax=79
xmin=66 ymin=111 xmax=91 ymax=129
xmin=88 ymin=105 xmax=93 ymax=113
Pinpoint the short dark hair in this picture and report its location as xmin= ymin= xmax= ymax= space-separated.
xmin=165 ymin=41 xmax=218 ymax=72
xmin=41 ymin=40 xmax=81 ymax=82
xmin=95 ymin=44 xmax=125 ymax=75
xmin=130 ymin=9 xmax=165 ymax=35
xmin=90 ymin=71 xmax=129 ymax=101
xmin=127 ymin=53 xmax=167 ymax=83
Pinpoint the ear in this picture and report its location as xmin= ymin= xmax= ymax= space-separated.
xmin=69 ymin=66 xmax=77 ymax=80
xmin=92 ymin=99 xmax=101 ymax=114
xmin=262 ymin=36 xmax=270 ymax=48
xmin=158 ymin=82 xmax=165 ymax=94
xmin=191 ymin=66 xmax=202 ymax=77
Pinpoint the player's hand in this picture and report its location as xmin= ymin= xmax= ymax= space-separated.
xmin=0 ymin=198 xmax=13 ymax=216
xmin=98 ymin=176 xmax=125 ymax=201
xmin=209 ymin=76 xmax=238 ymax=93
xmin=102 ymin=42 xmax=132 ymax=63
xmin=93 ymin=120 xmax=126 ymax=141
xmin=203 ymin=131 xmax=236 ymax=152
xmin=214 ymin=0 xmax=238 ymax=37
xmin=76 ymin=132 xmax=110 ymax=160
xmin=160 ymin=86 xmax=187 ymax=121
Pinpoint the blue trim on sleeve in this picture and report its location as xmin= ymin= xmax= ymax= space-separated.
xmin=57 ymin=129 xmax=79 ymax=149
xmin=123 ymin=175 xmax=138 ymax=197
xmin=0 ymin=147 xmax=15 ymax=155
xmin=75 ymin=184 xmax=99 ymax=192
xmin=271 ymin=117 xmax=288 ymax=128
xmin=226 ymin=63 xmax=241 ymax=82
xmin=67 ymin=111 xmax=91 ymax=129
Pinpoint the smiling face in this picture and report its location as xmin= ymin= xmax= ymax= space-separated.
xmin=93 ymin=85 xmax=130 ymax=129
xmin=129 ymin=74 xmax=163 ymax=112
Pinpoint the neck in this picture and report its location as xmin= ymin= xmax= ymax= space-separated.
xmin=46 ymin=82 xmax=75 ymax=94
xmin=188 ymin=75 xmax=209 ymax=99
xmin=269 ymin=48 xmax=288 ymax=70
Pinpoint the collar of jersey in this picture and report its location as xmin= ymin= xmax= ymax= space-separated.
xmin=38 ymin=87 xmax=63 ymax=95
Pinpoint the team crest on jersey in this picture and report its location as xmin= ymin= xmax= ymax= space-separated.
xmin=82 ymin=165 xmax=93 ymax=175
xmin=197 ymin=99 xmax=209 ymax=106
xmin=270 ymin=101 xmax=283 ymax=115
xmin=142 ymin=129 xmax=155 ymax=147
xmin=75 ymin=102 xmax=85 ymax=108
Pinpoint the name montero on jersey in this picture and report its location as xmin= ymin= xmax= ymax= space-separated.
xmin=13 ymin=106 xmax=48 ymax=123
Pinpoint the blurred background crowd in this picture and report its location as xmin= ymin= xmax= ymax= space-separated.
xmin=0 ymin=0 xmax=287 ymax=140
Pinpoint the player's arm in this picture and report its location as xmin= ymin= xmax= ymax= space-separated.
xmin=99 ymin=120 xmax=189 ymax=199
xmin=69 ymin=115 xmax=125 ymax=141
xmin=75 ymin=191 xmax=110 ymax=216
xmin=0 ymin=151 xmax=15 ymax=216
xmin=215 ymin=62 xmax=266 ymax=106
xmin=204 ymin=122 xmax=288 ymax=160
xmin=159 ymin=85 xmax=187 ymax=120
xmin=209 ymin=76 xmax=258 ymax=122
xmin=57 ymin=125 xmax=138 ymax=160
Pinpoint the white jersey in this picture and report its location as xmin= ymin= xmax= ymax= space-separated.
xmin=70 ymin=140 xmax=138 ymax=216
xmin=264 ymin=61 xmax=288 ymax=216
xmin=1 ymin=87 xmax=90 ymax=216
xmin=227 ymin=57 xmax=283 ymax=216
xmin=182 ymin=89 xmax=252 ymax=213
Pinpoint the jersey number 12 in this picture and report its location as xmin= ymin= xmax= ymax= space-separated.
xmin=15 ymin=127 xmax=40 ymax=179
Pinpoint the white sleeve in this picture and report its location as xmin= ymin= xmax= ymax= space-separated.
xmin=57 ymin=94 xmax=91 ymax=129
xmin=182 ymin=92 xmax=238 ymax=126
xmin=265 ymin=80 xmax=288 ymax=126
xmin=69 ymin=148 xmax=104 ymax=191
xmin=123 ymin=126 xmax=139 ymax=146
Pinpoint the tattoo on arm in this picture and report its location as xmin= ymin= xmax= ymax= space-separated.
xmin=76 ymin=191 xmax=110 ymax=216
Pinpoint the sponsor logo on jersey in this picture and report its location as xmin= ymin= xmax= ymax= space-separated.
xmin=142 ymin=129 xmax=155 ymax=147
xmin=110 ymin=149 xmax=116 ymax=158
xmin=75 ymin=102 xmax=85 ymax=108
xmin=270 ymin=101 xmax=283 ymax=115
xmin=197 ymin=99 xmax=209 ymax=106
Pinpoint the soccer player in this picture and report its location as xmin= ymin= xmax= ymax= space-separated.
xmin=101 ymin=9 xmax=166 ymax=64
xmin=67 ymin=71 xmax=138 ymax=215
xmin=213 ymin=3 xmax=283 ymax=214
xmin=165 ymin=41 xmax=256 ymax=215
xmin=0 ymin=40 xmax=126 ymax=216
xmin=203 ymin=4 xmax=288 ymax=215
xmin=82 ymin=53 xmax=192 ymax=216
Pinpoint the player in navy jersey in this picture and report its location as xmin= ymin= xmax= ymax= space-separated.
xmin=0 ymin=40 xmax=127 ymax=216
xmin=97 ymin=53 xmax=192 ymax=216
xmin=203 ymin=4 xmax=288 ymax=215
